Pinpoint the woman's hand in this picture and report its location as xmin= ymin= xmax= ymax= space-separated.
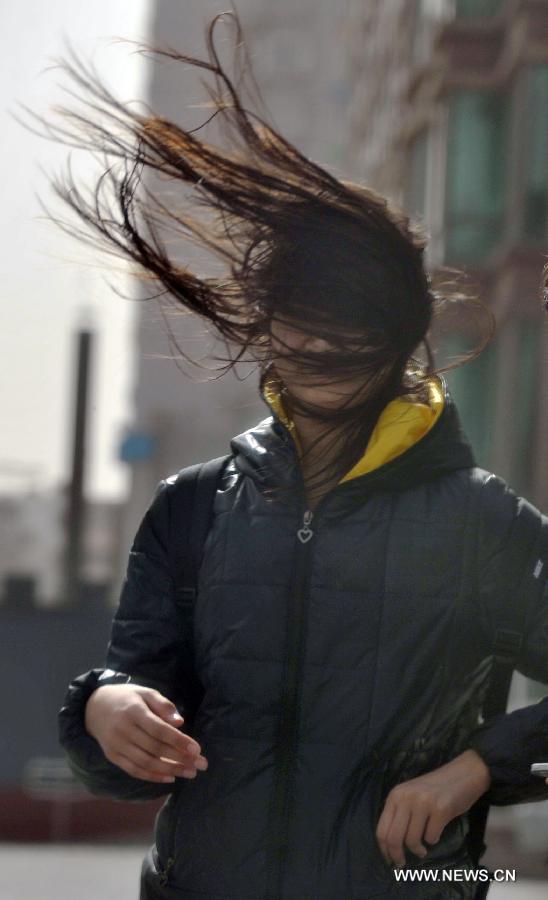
xmin=375 ymin=749 xmax=491 ymax=868
xmin=84 ymin=684 xmax=208 ymax=783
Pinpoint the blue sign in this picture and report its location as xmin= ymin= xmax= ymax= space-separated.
xmin=119 ymin=431 xmax=156 ymax=463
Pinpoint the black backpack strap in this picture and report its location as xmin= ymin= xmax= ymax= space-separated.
xmin=165 ymin=453 xmax=232 ymax=725
xmin=169 ymin=454 xmax=232 ymax=606
xmin=467 ymin=481 xmax=543 ymax=867
xmin=481 ymin=495 xmax=542 ymax=720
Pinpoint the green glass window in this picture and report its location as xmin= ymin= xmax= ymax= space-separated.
xmin=441 ymin=336 xmax=498 ymax=468
xmin=405 ymin=130 xmax=428 ymax=221
xmin=455 ymin=0 xmax=504 ymax=16
xmin=523 ymin=66 xmax=548 ymax=241
xmin=445 ymin=91 xmax=508 ymax=264
xmin=511 ymin=320 xmax=541 ymax=496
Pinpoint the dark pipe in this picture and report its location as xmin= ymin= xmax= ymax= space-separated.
xmin=63 ymin=329 xmax=92 ymax=604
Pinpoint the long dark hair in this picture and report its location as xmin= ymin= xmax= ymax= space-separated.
xmin=19 ymin=8 xmax=498 ymax=497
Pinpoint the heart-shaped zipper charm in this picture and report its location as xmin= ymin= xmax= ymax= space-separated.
xmin=297 ymin=509 xmax=314 ymax=543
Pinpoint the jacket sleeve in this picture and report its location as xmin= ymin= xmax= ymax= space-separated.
xmin=466 ymin=474 xmax=548 ymax=805
xmin=58 ymin=477 xmax=204 ymax=802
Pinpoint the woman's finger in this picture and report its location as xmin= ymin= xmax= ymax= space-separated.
xmin=126 ymin=722 xmax=208 ymax=768
xmin=375 ymin=798 xmax=397 ymax=865
xmin=378 ymin=804 xmax=412 ymax=868
xmin=112 ymin=742 xmax=200 ymax=780
xmin=110 ymin=750 xmax=179 ymax=783
xmin=403 ymin=807 xmax=430 ymax=858
xmin=423 ymin=808 xmax=449 ymax=846
xmin=130 ymin=702 xmax=204 ymax=759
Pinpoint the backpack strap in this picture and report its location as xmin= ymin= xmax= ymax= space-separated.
xmin=169 ymin=454 xmax=233 ymax=606
xmin=467 ymin=480 xmax=543 ymax=867
xmin=481 ymin=495 xmax=542 ymax=720
xmin=166 ymin=453 xmax=232 ymax=725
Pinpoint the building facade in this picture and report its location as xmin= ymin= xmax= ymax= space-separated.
xmin=0 ymin=489 xmax=122 ymax=607
xmin=345 ymin=0 xmax=547 ymax=506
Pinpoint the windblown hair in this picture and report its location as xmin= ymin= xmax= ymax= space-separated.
xmin=21 ymin=8 xmax=500 ymax=498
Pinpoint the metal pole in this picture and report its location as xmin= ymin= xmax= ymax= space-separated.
xmin=63 ymin=329 xmax=93 ymax=604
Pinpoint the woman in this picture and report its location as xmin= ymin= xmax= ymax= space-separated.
xmin=39 ymin=11 xmax=548 ymax=899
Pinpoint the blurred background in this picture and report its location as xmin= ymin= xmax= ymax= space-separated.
xmin=0 ymin=0 xmax=547 ymax=897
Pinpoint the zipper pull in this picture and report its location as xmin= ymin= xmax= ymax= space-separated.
xmin=158 ymin=856 xmax=174 ymax=887
xmin=297 ymin=509 xmax=314 ymax=543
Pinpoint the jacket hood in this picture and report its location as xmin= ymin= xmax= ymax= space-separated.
xmin=230 ymin=372 xmax=476 ymax=508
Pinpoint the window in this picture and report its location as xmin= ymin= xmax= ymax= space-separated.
xmin=441 ymin=336 xmax=498 ymax=468
xmin=523 ymin=66 xmax=548 ymax=242
xmin=454 ymin=0 xmax=504 ymax=17
xmin=444 ymin=90 xmax=508 ymax=264
xmin=412 ymin=0 xmax=452 ymax=66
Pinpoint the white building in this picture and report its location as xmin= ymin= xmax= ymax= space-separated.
xmin=0 ymin=488 xmax=122 ymax=606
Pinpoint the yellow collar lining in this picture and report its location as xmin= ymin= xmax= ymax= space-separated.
xmin=262 ymin=375 xmax=445 ymax=484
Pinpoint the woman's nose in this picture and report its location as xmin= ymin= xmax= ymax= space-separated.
xmin=273 ymin=324 xmax=332 ymax=353
xmin=305 ymin=336 xmax=333 ymax=352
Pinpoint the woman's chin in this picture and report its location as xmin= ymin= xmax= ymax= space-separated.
xmin=287 ymin=385 xmax=355 ymax=410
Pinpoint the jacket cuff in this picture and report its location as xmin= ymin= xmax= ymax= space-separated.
xmin=58 ymin=668 xmax=177 ymax=801
xmin=467 ymin=702 xmax=548 ymax=804
xmin=58 ymin=668 xmax=130 ymax=743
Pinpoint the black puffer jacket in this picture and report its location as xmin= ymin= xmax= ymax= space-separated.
xmin=59 ymin=374 xmax=548 ymax=899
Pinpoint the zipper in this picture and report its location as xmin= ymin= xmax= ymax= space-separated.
xmin=157 ymin=786 xmax=181 ymax=887
xmin=265 ymin=479 xmax=337 ymax=899
xmin=157 ymin=855 xmax=174 ymax=888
